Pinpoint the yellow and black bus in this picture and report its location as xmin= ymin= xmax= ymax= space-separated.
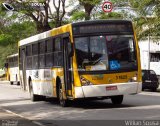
xmin=5 ymin=53 xmax=20 ymax=85
xmin=18 ymin=20 xmax=142 ymax=106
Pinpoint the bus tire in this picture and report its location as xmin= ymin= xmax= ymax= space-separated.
xmin=10 ymin=81 xmax=13 ymax=85
xmin=17 ymin=81 xmax=20 ymax=86
xmin=58 ymin=82 xmax=69 ymax=107
xmin=29 ymin=81 xmax=39 ymax=102
xmin=111 ymin=95 xmax=123 ymax=105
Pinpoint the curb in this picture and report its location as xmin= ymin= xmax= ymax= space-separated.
xmin=0 ymin=81 xmax=9 ymax=84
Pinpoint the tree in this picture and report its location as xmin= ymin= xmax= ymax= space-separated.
xmin=0 ymin=21 xmax=36 ymax=67
xmin=69 ymin=0 xmax=101 ymax=21
xmin=79 ymin=0 xmax=101 ymax=20
xmin=24 ymin=0 xmax=51 ymax=32
xmin=51 ymin=0 xmax=66 ymax=27
xmin=131 ymin=0 xmax=160 ymax=40
xmin=1 ymin=0 xmax=67 ymax=33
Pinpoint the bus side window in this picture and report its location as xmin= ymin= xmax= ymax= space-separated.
xmin=19 ymin=48 xmax=23 ymax=70
xmin=26 ymin=45 xmax=32 ymax=69
xmin=4 ymin=63 xmax=8 ymax=68
xmin=39 ymin=41 xmax=45 ymax=68
xmin=45 ymin=39 xmax=54 ymax=67
xmin=53 ymin=37 xmax=63 ymax=66
xmin=32 ymin=43 xmax=38 ymax=69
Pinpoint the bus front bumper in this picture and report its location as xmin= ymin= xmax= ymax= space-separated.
xmin=74 ymin=82 xmax=142 ymax=98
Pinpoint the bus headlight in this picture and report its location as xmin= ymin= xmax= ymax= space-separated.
xmin=129 ymin=74 xmax=137 ymax=82
xmin=80 ymin=76 xmax=93 ymax=86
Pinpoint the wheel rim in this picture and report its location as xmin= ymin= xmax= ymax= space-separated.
xmin=29 ymin=82 xmax=33 ymax=99
xmin=59 ymin=86 xmax=64 ymax=105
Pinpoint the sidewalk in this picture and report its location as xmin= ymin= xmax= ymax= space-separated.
xmin=0 ymin=108 xmax=39 ymax=126
xmin=0 ymin=78 xmax=7 ymax=81
xmin=0 ymin=81 xmax=9 ymax=84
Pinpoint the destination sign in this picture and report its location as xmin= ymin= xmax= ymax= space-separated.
xmin=73 ymin=23 xmax=133 ymax=35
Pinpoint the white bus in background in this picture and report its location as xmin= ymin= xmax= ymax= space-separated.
xmin=139 ymin=39 xmax=160 ymax=80
xmin=5 ymin=53 xmax=20 ymax=85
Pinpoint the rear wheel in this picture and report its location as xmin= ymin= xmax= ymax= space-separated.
xmin=10 ymin=81 xmax=13 ymax=85
xmin=17 ymin=81 xmax=20 ymax=86
xmin=111 ymin=95 xmax=123 ymax=105
xmin=58 ymin=83 xmax=69 ymax=107
xmin=29 ymin=81 xmax=44 ymax=101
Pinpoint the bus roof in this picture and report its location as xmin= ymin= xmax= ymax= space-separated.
xmin=7 ymin=53 xmax=18 ymax=58
xmin=19 ymin=20 xmax=132 ymax=46
xmin=19 ymin=23 xmax=71 ymax=46
xmin=72 ymin=19 xmax=132 ymax=26
xmin=19 ymin=29 xmax=53 ymax=46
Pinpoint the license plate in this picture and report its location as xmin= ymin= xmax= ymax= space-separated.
xmin=106 ymin=86 xmax=117 ymax=91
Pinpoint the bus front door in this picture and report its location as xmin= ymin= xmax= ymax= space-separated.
xmin=22 ymin=48 xmax=27 ymax=91
xmin=63 ymin=36 xmax=73 ymax=97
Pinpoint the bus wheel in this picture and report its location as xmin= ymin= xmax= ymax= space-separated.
xmin=111 ymin=95 xmax=123 ymax=105
xmin=10 ymin=81 xmax=13 ymax=85
xmin=29 ymin=81 xmax=39 ymax=102
xmin=17 ymin=82 xmax=20 ymax=86
xmin=58 ymin=83 xmax=69 ymax=107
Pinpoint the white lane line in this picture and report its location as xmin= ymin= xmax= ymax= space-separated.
xmin=117 ymin=105 xmax=160 ymax=110
xmin=32 ymin=121 xmax=46 ymax=126
xmin=1 ymin=107 xmax=46 ymax=126
xmin=139 ymin=92 xmax=160 ymax=96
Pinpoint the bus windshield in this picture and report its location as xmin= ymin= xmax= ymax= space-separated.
xmin=75 ymin=35 xmax=137 ymax=71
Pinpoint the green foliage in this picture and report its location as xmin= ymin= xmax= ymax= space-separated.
xmin=69 ymin=0 xmax=102 ymax=21
xmin=79 ymin=0 xmax=101 ymax=5
xmin=0 ymin=21 xmax=36 ymax=68
xmin=70 ymin=11 xmax=86 ymax=21
xmin=0 ymin=44 xmax=17 ymax=68
xmin=98 ymin=12 xmax=123 ymax=19
xmin=132 ymin=0 xmax=160 ymax=40
xmin=0 ymin=34 xmax=13 ymax=46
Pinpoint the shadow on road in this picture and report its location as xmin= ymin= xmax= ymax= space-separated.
xmin=44 ymin=98 xmax=134 ymax=109
xmin=71 ymin=100 xmax=134 ymax=109
xmin=143 ymin=89 xmax=160 ymax=93
xmin=1 ymin=94 xmax=160 ymax=121
xmin=2 ymin=93 xmax=160 ymax=110
xmin=0 ymin=98 xmax=30 ymax=104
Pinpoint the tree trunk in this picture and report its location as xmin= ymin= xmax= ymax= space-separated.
xmin=36 ymin=22 xmax=51 ymax=33
xmin=85 ymin=10 xmax=91 ymax=20
xmin=83 ymin=3 xmax=94 ymax=20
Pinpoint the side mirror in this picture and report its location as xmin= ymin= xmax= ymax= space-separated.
xmin=4 ymin=63 xmax=8 ymax=68
xmin=68 ymin=42 xmax=74 ymax=57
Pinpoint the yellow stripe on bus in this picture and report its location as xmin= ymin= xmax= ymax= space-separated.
xmin=32 ymin=80 xmax=52 ymax=82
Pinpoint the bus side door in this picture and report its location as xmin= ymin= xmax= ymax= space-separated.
xmin=63 ymin=34 xmax=73 ymax=97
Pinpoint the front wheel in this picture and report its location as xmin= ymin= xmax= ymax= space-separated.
xmin=58 ymin=83 xmax=69 ymax=107
xmin=111 ymin=95 xmax=123 ymax=105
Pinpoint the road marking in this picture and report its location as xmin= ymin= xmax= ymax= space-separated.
xmin=117 ymin=105 xmax=160 ymax=110
xmin=32 ymin=121 xmax=46 ymax=126
xmin=139 ymin=92 xmax=160 ymax=96
xmin=1 ymin=107 xmax=46 ymax=126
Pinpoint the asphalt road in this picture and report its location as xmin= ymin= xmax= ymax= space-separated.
xmin=0 ymin=82 xmax=160 ymax=126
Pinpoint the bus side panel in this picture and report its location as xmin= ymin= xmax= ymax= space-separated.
xmin=26 ymin=69 xmax=54 ymax=97
xmin=52 ymin=68 xmax=64 ymax=98
xmin=9 ymin=67 xmax=19 ymax=82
